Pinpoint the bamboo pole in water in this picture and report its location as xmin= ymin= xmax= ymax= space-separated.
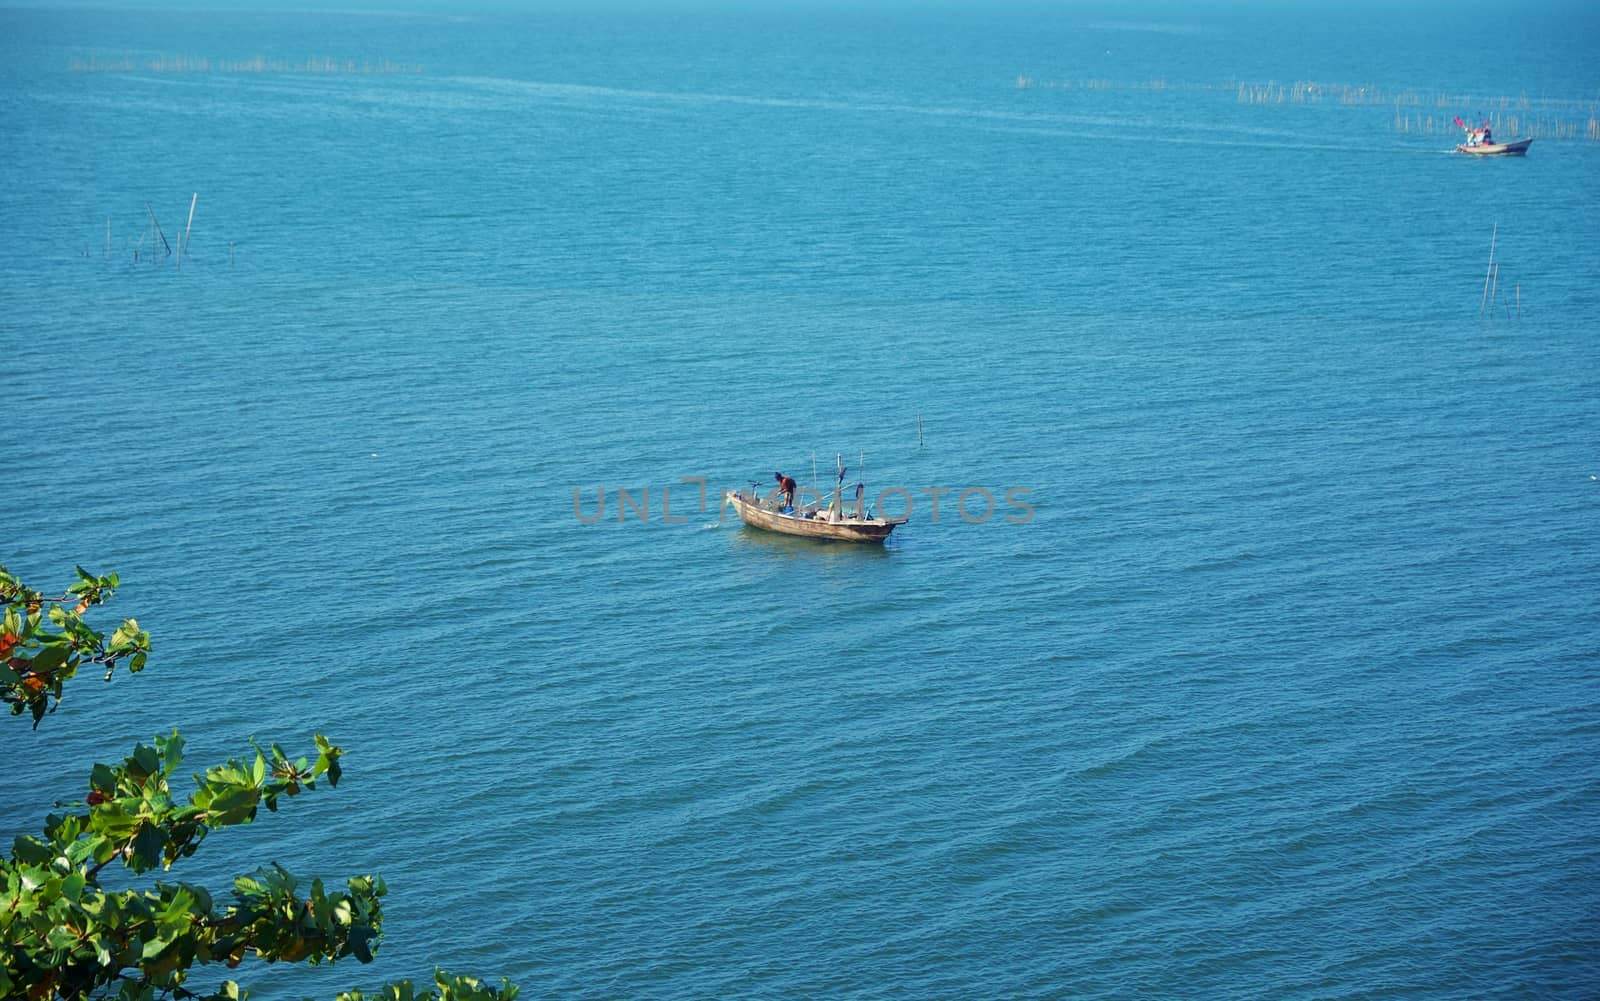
xmin=182 ymin=193 xmax=197 ymax=259
xmin=146 ymin=202 xmax=171 ymax=257
xmin=1479 ymin=223 xmax=1497 ymax=315
xmin=1490 ymin=262 xmax=1500 ymax=317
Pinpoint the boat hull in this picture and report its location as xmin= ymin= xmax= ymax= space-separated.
xmin=1456 ymin=138 xmax=1533 ymax=156
xmin=725 ymin=490 xmax=906 ymax=543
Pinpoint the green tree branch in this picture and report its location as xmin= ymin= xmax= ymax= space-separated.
xmin=1 ymin=567 xmax=518 ymax=1001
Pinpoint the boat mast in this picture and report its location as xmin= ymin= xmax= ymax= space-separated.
xmin=859 ymin=449 xmax=866 ymax=517
xmin=833 ymin=452 xmax=844 ymax=522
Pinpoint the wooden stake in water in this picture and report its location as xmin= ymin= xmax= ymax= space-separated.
xmin=1479 ymin=222 xmax=1497 ymax=315
xmin=917 ymin=414 xmax=924 ymax=448
xmin=182 ymin=193 xmax=197 ymax=258
xmin=146 ymin=202 xmax=171 ymax=257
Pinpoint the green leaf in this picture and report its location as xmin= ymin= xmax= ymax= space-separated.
xmin=159 ymin=885 xmax=197 ymax=923
xmin=314 ymin=735 xmax=345 ymax=786
xmin=48 ymin=924 xmax=80 ymax=950
xmin=31 ymin=643 xmax=69 ymax=675
xmin=206 ymin=784 xmax=261 ymax=823
xmin=12 ymin=836 xmax=53 ymax=865
xmin=61 ymin=870 xmax=86 ymax=901
xmin=160 ymin=729 xmax=184 ymax=775
xmin=132 ymin=743 xmax=160 ymax=778
xmin=128 ymin=822 xmax=167 ymax=872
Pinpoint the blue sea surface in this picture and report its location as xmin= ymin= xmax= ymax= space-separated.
xmin=2 ymin=3 xmax=1598 ymax=998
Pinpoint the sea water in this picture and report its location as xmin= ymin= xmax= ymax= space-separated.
xmin=2 ymin=3 xmax=1598 ymax=998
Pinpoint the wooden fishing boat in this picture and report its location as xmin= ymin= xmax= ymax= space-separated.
xmin=1454 ymin=118 xmax=1532 ymax=156
xmin=725 ymin=454 xmax=907 ymax=543
xmin=1456 ymin=136 xmax=1532 ymax=156
xmin=724 ymin=489 xmax=907 ymax=543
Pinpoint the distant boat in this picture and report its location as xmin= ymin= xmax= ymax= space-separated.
xmin=1454 ymin=116 xmax=1532 ymax=156
xmin=725 ymin=454 xmax=907 ymax=544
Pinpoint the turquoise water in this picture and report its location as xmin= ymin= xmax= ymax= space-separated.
xmin=3 ymin=4 xmax=1599 ymax=998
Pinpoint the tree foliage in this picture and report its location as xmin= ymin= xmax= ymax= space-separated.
xmin=1 ymin=566 xmax=148 ymax=729
xmin=1 ymin=567 xmax=517 ymax=1001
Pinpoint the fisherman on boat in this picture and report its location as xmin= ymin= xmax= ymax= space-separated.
xmin=1453 ymin=114 xmax=1521 ymax=153
xmin=774 ymin=471 xmax=797 ymax=512
xmin=725 ymin=453 xmax=908 ymax=543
